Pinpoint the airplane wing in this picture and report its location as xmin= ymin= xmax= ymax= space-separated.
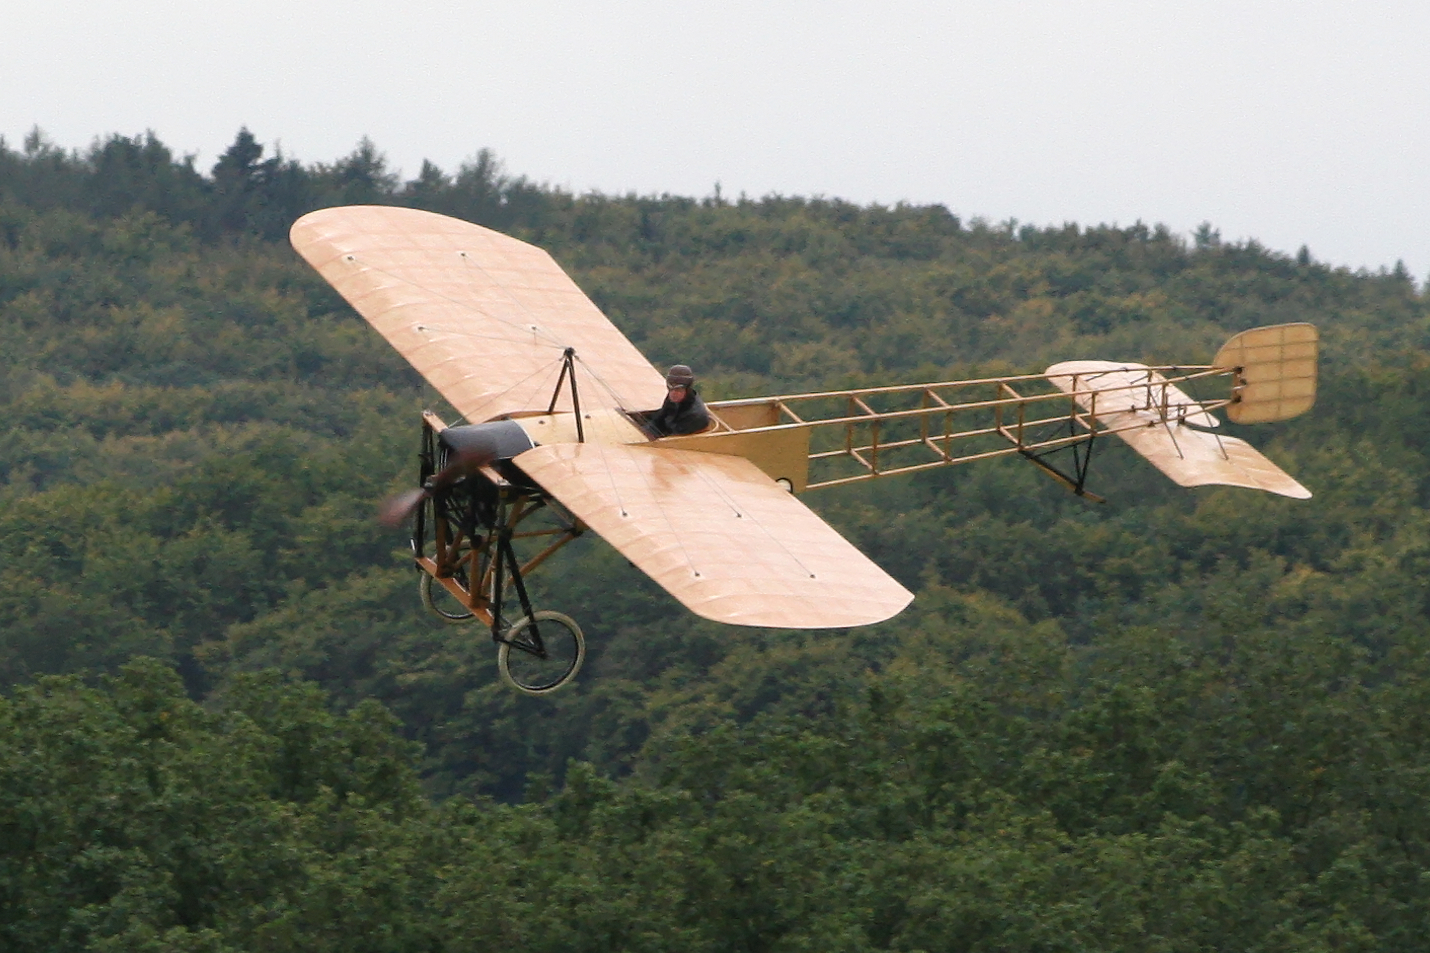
xmin=290 ymin=205 xmax=667 ymax=423
xmin=514 ymin=443 xmax=914 ymax=628
xmin=1046 ymin=361 xmax=1310 ymax=499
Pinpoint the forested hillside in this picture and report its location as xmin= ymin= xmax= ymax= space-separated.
xmin=3 ymin=128 xmax=1430 ymax=950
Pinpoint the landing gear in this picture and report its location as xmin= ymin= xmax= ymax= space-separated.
xmin=498 ymin=611 xmax=585 ymax=695
xmin=412 ymin=416 xmax=586 ymax=694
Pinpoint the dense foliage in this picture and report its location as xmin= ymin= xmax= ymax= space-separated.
xmin=2 ymin=127 xmax=1430 ymax=949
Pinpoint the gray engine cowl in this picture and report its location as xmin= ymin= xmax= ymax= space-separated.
xmin=438 ymin=419 xmax=537 ymax=462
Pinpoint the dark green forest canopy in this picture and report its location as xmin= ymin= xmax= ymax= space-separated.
xmin=3 ymin=127 xmax=1430 ymax=950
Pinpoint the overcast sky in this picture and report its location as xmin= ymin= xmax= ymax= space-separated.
xmin=5 ymin=1 xmax=1427 ymax=279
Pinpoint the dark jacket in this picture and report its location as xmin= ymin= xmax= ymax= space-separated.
xmin=647 ymin=387 xmax=711 ymax=437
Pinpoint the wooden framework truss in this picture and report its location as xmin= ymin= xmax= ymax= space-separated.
xmin=706 ymin=365 xmax=1235 ymax=495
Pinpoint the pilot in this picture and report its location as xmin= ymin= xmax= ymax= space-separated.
xmin=647 ymin=364 xmax=711 ymax=437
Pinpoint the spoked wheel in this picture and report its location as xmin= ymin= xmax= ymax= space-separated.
xmin=419 ymin=571 xmax=477 ymax=624
xmin=498 ymin=610 xmax=585 ymax=695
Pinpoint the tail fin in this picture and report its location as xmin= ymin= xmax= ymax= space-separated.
xmin=1214 ymin=323 xmax=1318 ymax=424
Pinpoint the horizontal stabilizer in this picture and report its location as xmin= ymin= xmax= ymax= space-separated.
xmin=1098 ymin=413 xmax=1309 ymax=498
xmin=514 ymin=443 xmax=913 ymax=628
xmin=1047 ymin=362 xmax=1310 ymax=499
xmin=1045 ymin=361 xmax=1220 ymax=427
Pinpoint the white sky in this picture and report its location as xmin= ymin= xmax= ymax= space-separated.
xmin=4 ymin=1 xmax=1428 ymax=279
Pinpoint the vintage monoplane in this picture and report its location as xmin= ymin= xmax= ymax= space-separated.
xmin=291 ymin=206 xmax=1317 ymax=695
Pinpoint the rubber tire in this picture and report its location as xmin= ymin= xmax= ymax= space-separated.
xmin=419 ymin=571 xmax=476 ymax=624
xmin=498 ymin=611 xmax=585 ymax=695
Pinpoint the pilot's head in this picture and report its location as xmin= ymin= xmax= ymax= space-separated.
xmin=665 ymin=364 xmax=695 ymax=401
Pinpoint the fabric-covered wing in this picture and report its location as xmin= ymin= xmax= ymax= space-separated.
xmin=291 ymin=206 xmax=666 ymax=422
xmin=515 ymin=444 xmax=914 ymax=628
xmin=1046 ymin=361 xmax=1310 ymax=499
